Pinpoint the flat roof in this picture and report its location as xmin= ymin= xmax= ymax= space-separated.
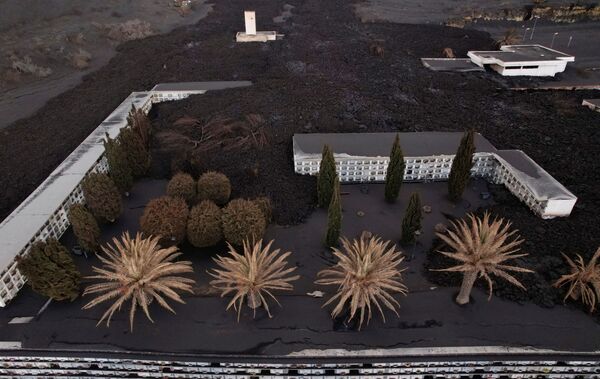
xmin=494 ymin=150 xmax=576 ymax=201
xmin=469 ymin=45 xmax=574 ymax=63
xmin=151 ymin=81 xmax=252 ymax=92
xmin=583 ymin=99 xmax=600 ymax=108
xmin=421 ymin=58 xmax=485 ymax=72
xmin=293 ymin=132 xmax=496 ymax=158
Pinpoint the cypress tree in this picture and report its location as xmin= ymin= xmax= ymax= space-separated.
xmin=118 ymin=127 xmax=150 ymax=178
xmin=17 ymin=239 xmax=81 ymax=301
xmin=104 ymin=133 xmax=133 ymax=194
xmin=401 ymin=192 xmax=422 ymax=245
xmin=317 ymin=144 xmax=337 ymax=208
xmin=82 ymin=173 xmax=122 ymax=222
xmin=325 ymin=176 xmax=342 ymax=247
xmin=68 ymin=204 xmax=101 ymax=253
xmin=384 ymin=134 xmax=405 ymax=203
xmin=448 ymin=129 xmax=476 ymax=202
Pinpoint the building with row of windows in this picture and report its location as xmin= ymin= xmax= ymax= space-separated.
xmin=293 ymin=132 xmax=577 ymax=219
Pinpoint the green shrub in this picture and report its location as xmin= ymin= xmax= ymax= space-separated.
xmin=197 ymin=171 xmax=231 ymax=205
xmin=222 ymin=199 xmax=266 ymax=245
xmin=187 ymin=200 xmax=223 ymax=247
xmin=253 ymin=196 xmax=273 ymax=223
xmin=67 ymin=204 xmax=101 ymax=252
xmin=17 ymin=239 xmax=81 ymax=301
xmin=167 ymin=172 xmax=196 ymax=204
xmin=82 ymin=173 xmax=122 ymax=222
xmin=140 ymin=196 xmax=189 ymax=245
xmin=103 ymin=133 xmax=133 ymax=194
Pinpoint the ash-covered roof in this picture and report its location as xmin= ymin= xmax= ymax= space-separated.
xmin=151 ymin=81 xmax=252 ymax=92
xmin=468 ymin=45 xmax=574 ymax=63
xmin=293 ymin=132 xmax=496 ymax=158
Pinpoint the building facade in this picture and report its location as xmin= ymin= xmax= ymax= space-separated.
xmin=467 ymin=45 xmax=574 ymax=77
xmin=293 ymin=132 xmax=576 ymax=220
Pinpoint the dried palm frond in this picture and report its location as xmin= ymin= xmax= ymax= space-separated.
xmin=554 ymin=247 xmax=600 ymax=312
xmin=316 ymin=233 xmax=407 ymax=329
xmin=208 ymin=239 xmax=299 ymax=320
xmin=433 ymin=212 xmax=532 ymax=304
xmin=82 ymin=232 xmax=195 ymax=330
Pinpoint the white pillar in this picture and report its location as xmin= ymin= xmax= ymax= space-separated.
xmin=244 ymin=11 xmax=256 ymax=35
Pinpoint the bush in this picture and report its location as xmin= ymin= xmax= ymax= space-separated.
xmin=140 ymin=196 xmax=189 ymax=245
xmin=82 ymin=173 xmax=122 ymax=222
xmin=222 ymin=199 xmax=266 ymax=245
xmin=17 ymin=239 xmax=81 ymax=301
xmin=187 ymin=200 xmax=223 ymax=247
xmin=167 ymin=172 xmax=196 ymax=203
xmin=68 ymin=204 xmax=101 ymax=252
xmin=197 ymin=171 xmax=231 ymax=205
xmin=253 ymin=196 xmax=273 ymax=223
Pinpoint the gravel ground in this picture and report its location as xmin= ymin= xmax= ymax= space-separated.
xmin=0 ymin=0 xmax=599 ymax=313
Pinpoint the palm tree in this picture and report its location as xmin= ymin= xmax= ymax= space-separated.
xmin=554 ymin=247 xmax=600 ymax=313
xmin=433 ymin=212 xmax=533 ymax=305
xmin=82 ymin=232 xmax=195 ymax=330
xmin=316 ymin=232 xmax=408 ymax=329
xmin=209 ymin=239 xmax=299 ymax=320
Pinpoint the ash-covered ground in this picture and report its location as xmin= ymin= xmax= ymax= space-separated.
xmin=0 ymin=0 xmax=599 ymax=316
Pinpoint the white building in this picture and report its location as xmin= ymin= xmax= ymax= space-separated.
xmin=236 ymin=11 xmax=280 ymax=42
xmin=293 ymin=132 xmax=577 ymax=219
xmin=582 ymin=99 xmax=600 ymax=112
xmin=467 ymin=45 xmax=574 ymax=77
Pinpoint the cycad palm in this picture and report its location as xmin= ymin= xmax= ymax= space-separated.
xmin=554 ymin=247 xmax=600 ymax=312
xmin=83 ymin=232 xmax=195 ymax=330
xmin=316 ymin=233 xmax=407 ymax=329
xmin=209 ymin=239 xmax=299 ymax=320
xmin=434 ymin=212 xmax=532 ymax=305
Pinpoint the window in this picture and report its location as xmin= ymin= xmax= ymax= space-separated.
xmin=522 ymin=65 xmax=539 ymax=69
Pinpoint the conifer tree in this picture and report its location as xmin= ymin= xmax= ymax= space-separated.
xmin=317 ymin=144 xmax=337 ymax=208
xmin=448 ymin=130 xmax=476 ymax=202
xmin=118 ymin=127 xmax=150 ymax=178
xmin=104 ymin=133 xmax=133 ymax=194
xmin=68 ymin=204 xmax=101 ymax=253
xmin=401 ymin=192 xmax=422 ymax=245
xmin=17 ymin=239 xmax=81 ymax=301
xmin=325 ymin=176 xmax=342 ymax=247
xmin=384 ymin=134 xmax=405 ymax=203
xmin=126 ymin=105 xmax=152 ymax=148
xmin=82 ymin=173 xmax=122 ymax=222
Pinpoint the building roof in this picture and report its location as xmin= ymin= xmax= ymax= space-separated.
xmin=583 ymin=99 xmax=600 ymax=109
xmin=151 ymin=81 xmax=252 ymax=92
xmin=494 ymin=150 xmax=576 ymax=201
xmin=421 ymin=58 xmax=485 ymax=72
xmin=468 ymin=45 xmax=574 ymax=64
xmin=293 ymin=132 xmax=496 ymax=158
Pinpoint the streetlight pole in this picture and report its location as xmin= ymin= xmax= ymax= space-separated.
xmin=568 ymin=35 xmax=573 ymax=48
xmin=523 ymin=27 xmax=530 ymax=41
xmin=551 ymin=32 xmax=559 ymax=48
xmin=530 ymin=16 xmax=540 ymax=40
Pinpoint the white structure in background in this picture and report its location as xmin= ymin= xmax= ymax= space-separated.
xmin=293 ymin=132 xmax=577 ymax=219
xmin=0 ymin=81 xmax=251 ymax=307
xmin=236 ymin=11 xmax=281 ymax=42
xmin=468 ymin=45 xmax=574 ymax=77
xmin=582 ymin=99 xmax=600 ymax=112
